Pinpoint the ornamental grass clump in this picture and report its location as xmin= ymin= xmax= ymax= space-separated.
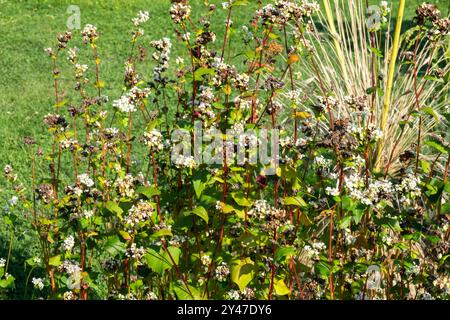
xmin=1 ymin=0 xmax=449 ymax=300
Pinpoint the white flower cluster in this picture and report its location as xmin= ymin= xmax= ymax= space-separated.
xmin=173 ymin=155 xmax=197 ymax=170
xmin=150 ymin=38 xmax=172 ymax=81
xmin=238 ymin=132 xmax=258 ymax=149
xmin=343 ymin=228 xmax=357 ymax=246
xmin=284 ymin=89 xmax=303 ymax=107
xmin=201 ymin=254 xmax=212 ymax=267
xmin=9 ymin=196 xmax=18 ymax=206
xmin=146 ymin=291 xmax=158 ymax=300
xmin=124 ymin=200 xmax=154 ymax=230
xmin=78 ymin=173 xmax=94 ymax=188
xmin=81 ymin=24 xmax=98 ymax=43
xmin=67 ymin=47 xmax=78 ymax=63
xmin=32 ymin=277 xmax=44 ymax=290
xmin=170 ymin=2 xmax=192 ymax=24
xmin=132 ymin=10 xmax=149 ymax=27
xmin=226 ymin=287 xmax=256 ymax=300
xmin=60 ymin=138 xmax=78 ymax=151
xmin=116 ymin=174 xmax=136 ymax=198
xmin=59 ymin=260 xmax=81 ymax=275
xmin=325 ymin=181 xmax=340 ymax=197
xmin=113 ymin=96 xmax=136 ymax=113
xmin=63 ymin=291 xmax=77 ymax=300
xmin=143 ymin=129 xmax=164 ymax=152
xmin=169 ymin=234 xmax=189 ymax=247
xmin=248 ymin=199 xmax=271 ymax=219
xmin=315 ymin=155 xmax=332 ymax=169
xmin=195 ymin=86 xmax=216 ymax=120
xmin=63 ymin=235 xmax=75 ymax=252
xmin=83 ymin=210 xmax=94 ymax=219
xmin=232 ymin=73 xmax=250 ymax=91
xmin=0 ymin=258 xmax=6 ymax=268
xmin=226 ymin=289 xmax=241 ymax=300
xmin=113 ymin=86 xmax=150 ymax=113
xmin=126 ymin=243 xmax=146 ymax=261
xmin=303 ymin=241 xmax=326 ymax=260
xmin=396 ymin=173 xmax=422 ymax=206
xmin=214 ymin=262 xmax=230 ymax=282
xmin=343 ymin=173 xmax=394 ymax=206
xmin=74 ymin=64 xmax=88 ymax=78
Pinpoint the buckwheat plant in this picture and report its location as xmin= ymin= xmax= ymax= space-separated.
xmin=2 ymin=0 xmax=449 ymax=300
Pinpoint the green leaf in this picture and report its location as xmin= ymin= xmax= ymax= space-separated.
xmin=145 ymin=247 xmax=180 ymax=275
xmin=315 ymin=261 xmax=331 ymax=278
xmin=0 ymin=275 xmax=15 ymax=289
xmin=283 ymin=196 xmax=307 ymax=207
xmin=104 ymin=235 xmax=126 ymax=257
xmin=192 ymin=206 xmax=209 ymax=224
xmin=425 ymin=139 xmax=448 ymax=154
xmin=172 ymin=283 xmax=204 ymax=300
xmin=137 ymin=186 xmax=160 ymax=199
xmin=233 ymin=0 xmax=249 ymax=6
xmin=353 ymin=209 xmax=365 ymax=225
xmin=370 ymin=47 xmax=383 ymax=58
xmin=274 ymin=278 xmax=290 ymax=296
xmin=422 ymin=106 xmax=440 ymax=121
xmin=231 ymin=192 xmax=253 ymax=207
xmin=420 ymin=160 xmax=431 ymax=174
xmin=275 ymin=246 xmax=295 ymax=262
xmin=193 ymin=180 xmax=205 ymax=199
xmin=230 ymin=258 xmax=255 ymax=291
xmin=104 ymin=201 xmax=123 ymax=218
xmin=151 ymin=229 xmax=173 ymax=239
xmin=194 ymin=67 xmax=215 ymax=81
xmin=49 ymin=255 xmax=62 ymax=267
xmin=222 ymin=203 xmax=235 ymax=214
xmin=118 ymin=230 xmax=131 ymax=241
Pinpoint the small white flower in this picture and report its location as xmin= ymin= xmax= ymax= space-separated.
xmin=74 ymin=64 xmax=88 ymax=78
xmin=0 ymin=258 xmax=6 ymax=268
xmin=32 ymin=277 xmax=45 ymax=290
xmin=143 ymin=129 xmax=164 ymax=152
xmin=113 ymin=96 xmax=136 ymax=113
xmin=9 ymin=196 xmax=18 ymax=206
xmin=63 ymin=235 xmax=75 ymax=252
xmin=175 ymin=57 xmax=184 ymax=65
xmin=132 ymin=11 xmax=150 ymax=27
xmin=83 ymin=210 xmax=94 ymax=219
xmin=146 ymin=291 xmax=158 ymax=300
xmin=226 ymin=290 xmax=241 ymax=300
xmin=78 ymin=173 xmax=94 ymax=188
xmin=63 ymin=291 xmax=77 ymax=300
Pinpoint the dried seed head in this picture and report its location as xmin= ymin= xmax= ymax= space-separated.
xmin=23 ymin=136 xmax=36 ymax=145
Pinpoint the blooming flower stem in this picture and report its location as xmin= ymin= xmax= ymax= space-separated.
xmin=268 ymin=227 xmax=277 ymax=300
xmin=150 ymin=147 xmax=163 ymax=222
xmin=91 ymin=43 xmax=102 ymax=96
xmin=221 ymin=4 xmax=233 ymax=61
xmin=290 ymin=257 xmax=305 ymax=300
xmin=283 ymin=26 xmax=297 ymax=140
xmin=247 ymin=25 xmax=273 ymax=123
xmin=126 ymin=112 xmax=133 ymax=174
xmin=51 ymin=50 xmax=60 ymax=194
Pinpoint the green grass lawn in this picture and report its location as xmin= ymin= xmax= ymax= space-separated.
xmin=0 ymin=0 xmax=448 ymax=186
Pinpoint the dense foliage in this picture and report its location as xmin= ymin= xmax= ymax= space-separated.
xmin=1 ymin=0 xmax=449 ymax=300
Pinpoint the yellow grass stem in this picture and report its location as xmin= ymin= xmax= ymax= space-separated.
xmin=375 ymin=0 xmax=406 ymax=170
